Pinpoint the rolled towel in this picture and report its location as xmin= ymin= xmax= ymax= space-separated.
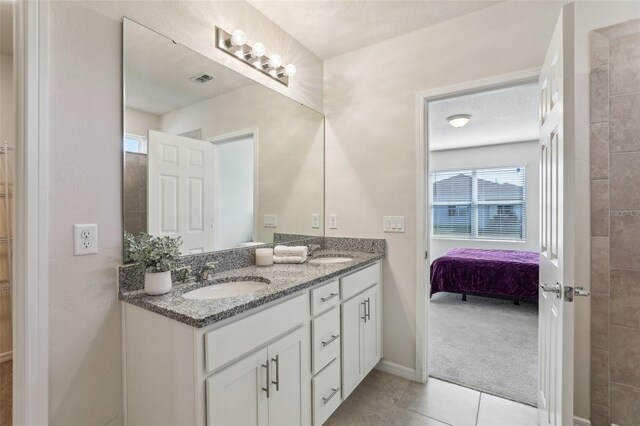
xmin=273 ymin=245 xmax=308 ymax=257
xmin=273 ymin=255 xmax=307 ymax=264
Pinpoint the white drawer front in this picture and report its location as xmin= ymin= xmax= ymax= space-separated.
xmin=312 ymin=307 xmax=341 ymax=375
xmin=340 ymin=262 xmax=380 ymax=301
xmin=312 ymin=359 xmax=341 ymax=426
xmin=204 ymin=293 xmax=309 ymax=373
xmin=310 ymin=280 xmax=340 ymax=315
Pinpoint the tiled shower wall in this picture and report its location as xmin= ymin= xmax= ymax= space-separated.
xmin=590 ymin=19 xmax=640 ymax=426
xmin=124 ymin=152 xmax=148 ymax=234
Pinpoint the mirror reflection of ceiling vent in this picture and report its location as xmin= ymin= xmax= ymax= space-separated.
xmin=189 ymin=73 xmax=216 ymax=84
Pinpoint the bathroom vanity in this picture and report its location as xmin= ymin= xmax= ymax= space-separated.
xmin=121 ymin=255 xmax=383 ymax=425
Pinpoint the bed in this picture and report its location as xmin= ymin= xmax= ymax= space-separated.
xmin=430 ymin=248 xmax=539 ymax=303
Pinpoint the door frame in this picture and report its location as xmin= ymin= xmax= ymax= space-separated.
xmin=14 ymin=0 xmax=50 ymax=423
xmin=414 ymin=68 xmax=540 ymax=383
xmin=207 ymin=128 xmax=260 ymax=248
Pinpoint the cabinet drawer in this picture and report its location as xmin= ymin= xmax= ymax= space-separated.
xmin=310 ymin=280 xmax=340 ymax=315
xmin=312 ymin=307 xmax=340 ymax=375
xmin=312 ymin=359 xmax=341 ymax=426
xmin=340 ymin=262 xmax=380 ymax=301
xmin=204 ymin=293 xmax=308 ymax=373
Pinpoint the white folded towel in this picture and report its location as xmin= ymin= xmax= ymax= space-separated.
xmin=273 ymin=255 xmax=307 ymax=264
xmin=274 ymin=245 xmax=308 ymax=257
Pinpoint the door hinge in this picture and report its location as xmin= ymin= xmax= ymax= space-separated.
xmin=564 ymin=285 xmax=591 ymax=302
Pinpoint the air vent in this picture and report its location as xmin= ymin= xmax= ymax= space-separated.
xmin=189 ymin=73 xmax=216 ymax=84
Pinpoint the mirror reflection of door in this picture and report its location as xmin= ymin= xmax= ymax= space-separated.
xmin=211 ymin=136 xmax=254 ymax=251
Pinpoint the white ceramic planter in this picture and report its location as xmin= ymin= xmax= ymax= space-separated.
xmin=145 ymin=270 xmax=172 ymax=295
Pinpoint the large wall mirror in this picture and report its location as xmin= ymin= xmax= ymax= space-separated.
xmin=122 ymin=19 xmax=324 ymax=259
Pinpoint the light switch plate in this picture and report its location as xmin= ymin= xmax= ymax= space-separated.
xmin=329 ymin=214 xmax=338 ymax=229
xmin=74 ymin=224 xmax=98 ymax=255
xmin=383 ymin=216 xmax=405 ymax=233
xmin=264 ymin=214 xmax=278 ymax=228
xmin=312 ymin=214 xmax=320 ymax=229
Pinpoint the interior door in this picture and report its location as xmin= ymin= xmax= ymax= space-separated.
xmin=538 ymin=6 xmax=574 ymax=426
xmin=206 ymin=347 xmax=269 ymax=426
xmin=147 ymin=130 xmax=215 ymax=255
xmin=267 ymin=326 xmax=310 ymax=426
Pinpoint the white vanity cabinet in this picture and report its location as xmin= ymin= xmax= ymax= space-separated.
xmin=122 ymin=260 xmax=382 ymax=426
xmin=340 ymin=264 xmax=382 ymax=399
xmin=207 ymin=326 xmax=309 ymax=426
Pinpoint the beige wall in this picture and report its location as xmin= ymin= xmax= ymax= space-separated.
xmin=0 ymin=52 xmax=11 ymax=358
xmin=324 ymin=0 xmax=563 ymax=375
xmin=161 ymin=84 xmax=324 ymax=244
xmin=48 ymin=1 xmax=322 ymax=424
xmin=124 ymin=107 xmax=160 ymax=137
xmin=429 ymin=141 xmax=540 ymax=260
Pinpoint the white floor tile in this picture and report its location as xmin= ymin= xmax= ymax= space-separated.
xmin=476 ymin=393 xmax=538 ymax=426
xmin=397 ymin=378 xmax=480 ymax=426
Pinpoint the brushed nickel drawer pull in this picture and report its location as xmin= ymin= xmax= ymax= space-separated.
xmin=271 ymin=355 xmax=280 ymax=391
xmin=322 ymin=387 xmax=340 ymax=404
xmin=321 ymin=334 xmax=340 ymax=347
xmin=262 ymin=362 xmax=270 ymax=398
xmin=321 ymin=292 xmax=339 ymax=303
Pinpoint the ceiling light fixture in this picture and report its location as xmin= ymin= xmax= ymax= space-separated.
xmin=216 ymin=27 xmax=295 ymax=86
xmin=447 ymin=114 xmax=472 ymax=128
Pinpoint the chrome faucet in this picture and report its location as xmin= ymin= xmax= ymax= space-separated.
xmin=308 ymin=244 xmax=321 ymax=256
xmin=175 ymin=265 xmax=192 ymax=283
xmin=200 ymin=262 xmax=218 ymax=281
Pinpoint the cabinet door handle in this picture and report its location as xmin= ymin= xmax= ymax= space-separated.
xmin=361 ymin=300 xmax=367 ymax=322
xmin=271 ymin=355 xmax=280 ymax=391
xmin=322 ymin=387 xmax=341 ymax=404
xmin=321 ymin=292 xmax=339 ymax=302
xmin=262 ymin=361 xmax=270 ymax=398
xmin=366 ymin=297 xmax=371 ymax=321
xmin=321 ymin=334 xmax=340 ymax=347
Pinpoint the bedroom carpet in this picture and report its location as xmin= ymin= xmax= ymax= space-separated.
xmin=428 ymin=292 xmax=538 ymax=406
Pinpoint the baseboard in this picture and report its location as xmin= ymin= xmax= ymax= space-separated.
xmin=574 ymin=415 xmax=591 ymax=426
xmin=375 ymin=359 xmax=416 ymax=381
xmin=0 ymin=351 xmax=12 ymax=363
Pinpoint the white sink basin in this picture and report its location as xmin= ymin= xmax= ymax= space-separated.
xmin=182 ymin=281 xmax=268 ymax=300
xmin=308 ymin=257 xmax=354 ymax=265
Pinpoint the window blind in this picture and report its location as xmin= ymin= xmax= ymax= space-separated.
xmin=430 ymin=166 xmax=526 ymax=240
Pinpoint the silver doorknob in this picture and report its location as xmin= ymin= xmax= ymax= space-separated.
xmin=539 ymin=283 xmax=561 ymax=298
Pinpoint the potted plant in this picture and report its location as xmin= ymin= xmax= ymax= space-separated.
xmin=125 ymin=232 xmax=182 ymax=295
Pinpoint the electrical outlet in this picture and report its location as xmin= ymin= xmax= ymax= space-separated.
xmin=264 ymin=214 xmax=278 ymax=228
xmin=329 ymin=214 xmax=338 ymax=229
xmin=311 ymin=214 xmax=320 ymax=229
xmin=74 ymin=224 xmax=98 ymax=255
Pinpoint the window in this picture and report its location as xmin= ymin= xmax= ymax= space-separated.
xmin=124 ymin=133 xmax=148 ymax=154
xmin=430 ymin=166 xmax=526 ymax=240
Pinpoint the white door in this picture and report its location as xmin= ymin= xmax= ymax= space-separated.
xmin=341 ymin=295 xmax=365 ymax=399
xmin=214 ymin=137 xmax=254 ymax=249
xmin=538 ymin=6 xmax=574 ymax=426
xmin=267 ymin=327 xmax=310 ymax=426
xmin=362 ymin=285 xmax=381 ymax=373
xmin=148 ymin=130 xmax=215 ymax=255
xmin=206 ymin=347 xmax=269 ymax=426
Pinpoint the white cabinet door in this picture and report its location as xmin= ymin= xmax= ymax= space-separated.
xmin=206 ymin=348 xmax=269 ymax=426
xmin=341 ymin=294 xmax=365 ymax=399
xmin=362 ymin=285 xmax=381 ymax=373
xmin=267 ymin=326 xmax=311 ymax=426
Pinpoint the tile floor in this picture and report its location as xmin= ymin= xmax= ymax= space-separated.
xmin=325 ymin=369 xmax=538 ymax=426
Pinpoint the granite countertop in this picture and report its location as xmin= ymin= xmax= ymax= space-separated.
xmin=119 ymin=250 xmax=384 ymax=328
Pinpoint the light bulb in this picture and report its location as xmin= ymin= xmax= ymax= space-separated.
xmin=251 ymin=42 xmax=266 ymax=58
xmin=283 ymin=64 xmax=297 ymax=77
xmin=269 ymin=54 xmax=283 ymax=68
xmin=230 ymin=29 xmax=247 ymax=47
xmin=447 ymin=114 xmax=472 ymax=128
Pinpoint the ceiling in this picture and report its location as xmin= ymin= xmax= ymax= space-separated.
xmin=428 ymin=82 xmax=539 ymax=151
xmin=1 ymin=1 xmax=12 ymax=56
xmin=125 ymin=20 xmax=255 ymax=116
xmin=248 ymin=0 xmax=502 ymax=59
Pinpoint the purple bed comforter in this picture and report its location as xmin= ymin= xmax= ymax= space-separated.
xmin=430 ymin=248 xmax=539 ymax=301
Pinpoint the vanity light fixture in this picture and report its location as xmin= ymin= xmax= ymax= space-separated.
xmin=447 ymin=114 xmax=472 ymax=128
xmin=216 ymin=27 xmax=294 ymax=86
